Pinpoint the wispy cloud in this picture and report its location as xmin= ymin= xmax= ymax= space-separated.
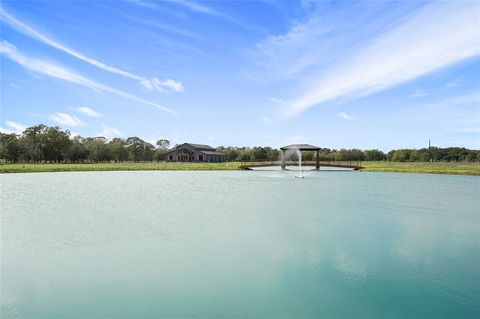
xmin=424 ymin=93 xmax=480 ymax=136
xmin=150 ymin=78 xmax=184 ymax=93
xmin=48 ymin=112 xmax=85 ymax=127
xmin=410 ymin=89 xmax=428 ymax=98
xmin=0 ymin=41 xmax=175 ymax=114
xmin=168 ymin=0 xmax=216 ymax=15
xmin=254 ymin=14 xmax=331 ymax=79
xmin=72 ymin=106 xmax=102 ymax=118
xmin=266 ymin=2 xmax=480 ymax=118
xmin=125 ymin=14 xmax=201 ymax=40
xmin=125 ymin=0 xmax=159 ymax=10
xmin=140 ymin=0 xmax=263 ymax=32
xmin=98 ymin=124 xmax=123 ymax=138
xmin=445 ymin=81 xmax=459 ymax=88
xmin=0 ymin=8 xmax=183 ymax=93
xmin=269 ymin=97 xmax=284 ymax=104
xmin=425 ymin=93 xmax=480 ymax=108
xmin=0 ymin=120 xmax=26 ymax=134
xmin=338 ymin=112 xmax=354 ymax=121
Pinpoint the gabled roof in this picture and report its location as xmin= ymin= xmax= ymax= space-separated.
xmin=199 ymin=150 xmax=225 ymax=156
xmin=280 ymin=144 xmax=320 ymax=151
xmin=185 ymin=143 xmax=215 ymax=150
xmin=165 ymin=143 xmax=216 ymax=154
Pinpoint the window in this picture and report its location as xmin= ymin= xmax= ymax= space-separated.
xmin=199 ymin=155 xmax=204 ymax=161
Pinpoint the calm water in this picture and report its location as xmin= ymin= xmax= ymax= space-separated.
xmin=1 ymin=170 xmax=479 ymax=318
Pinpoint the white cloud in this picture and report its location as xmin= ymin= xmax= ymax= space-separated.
xmin=269 ymin=97 xmax=284 ymax=104
xmin=0 ymin=8 xmax=183 ymax=93
xmin=274 ymin=2 xmax=480 ymax=118
xmin=72 ymin=106 xmax=102 ymax=118
xmin=150 ymin=78 xmax=184 ymax=92
xmin=98 ymin=124 xmax=123 ymax=139
xmin=0 ymin=120 xmax=26 ymax=134
xmin=338 ymin=112 xmax=354 ymax=121
xmin=48 ymin=112 xmax=85 ymax=127
xmin=410 ymin=89 xmax=428 ymax=98
xmin=0 ymin=41 xmax=175 ymax=114
xmin=254 ymin=14 xmax=331 ymax=79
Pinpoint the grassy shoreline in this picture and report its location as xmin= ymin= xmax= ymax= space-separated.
xmin=360 ymin=162 xmax=480 ymax=176
xmin=0 ymin=161 xmax=479 ymax=175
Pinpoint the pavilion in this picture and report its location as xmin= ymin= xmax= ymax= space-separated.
xmin=280 ymin=144 xmax=321 ymax=170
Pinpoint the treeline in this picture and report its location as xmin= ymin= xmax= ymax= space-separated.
xmin=216 ymin=146 xmax=479 ymax=162
xmin=0 ymin=124 xmax=170 ymax=163
xmin=1 ymin=124 xmax=479 ymax=163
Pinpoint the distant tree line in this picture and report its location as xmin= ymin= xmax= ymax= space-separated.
xmin=1 ymin=124 xmax=479 ymax=163
xmin=216 ymin=146 xmax=479 ymax=162
xmin=0 ymin=124 xmax=170 ymax=163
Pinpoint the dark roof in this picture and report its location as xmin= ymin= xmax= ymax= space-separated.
xmin=165 ymin=143 xmax=216 ymax=154
xmin=184 ymin=143 xmax=215 ymax=150
xmin=199 ymin=150 xmax=225 ymax=156
xmin=164 ymin=148 xmax=176 ymax=155
xmin=280 ymin=144 xmax=320 ymax=151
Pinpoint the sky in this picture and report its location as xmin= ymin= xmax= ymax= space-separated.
xmin=1 ymin=0 xmax=479 ymax=150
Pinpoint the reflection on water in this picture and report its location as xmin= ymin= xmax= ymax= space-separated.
xmin=1 ymin=171 xmax=479 ymax=318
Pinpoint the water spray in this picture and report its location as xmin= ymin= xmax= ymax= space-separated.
xmin=295 ymin=149 xmax=304 ymax=179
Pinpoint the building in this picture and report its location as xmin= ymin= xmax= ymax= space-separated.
xmin=165 ymin=143 xmax=226 ymax=162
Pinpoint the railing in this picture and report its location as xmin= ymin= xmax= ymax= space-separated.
xmin=240 ymin=160 xmax=362 ymax=169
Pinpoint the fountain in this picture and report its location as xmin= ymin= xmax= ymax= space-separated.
xmin=280 ymin=147 xmax=304 ymax=178
xmin=295 ymin=149 xmax=304 ymax=179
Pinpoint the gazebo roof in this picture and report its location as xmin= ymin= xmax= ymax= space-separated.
xmin=280 ymin=144 xmax=320 ymax=151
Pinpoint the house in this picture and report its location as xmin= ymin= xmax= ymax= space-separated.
xmin=165 ymin=143 xmax=226 ymax=162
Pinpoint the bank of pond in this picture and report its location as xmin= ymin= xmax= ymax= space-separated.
xmin=0 ymin=161 xmax=479 ymax=175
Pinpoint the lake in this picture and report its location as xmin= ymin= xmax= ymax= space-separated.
xmin=1 ymin=170 xmax=479 ymax=318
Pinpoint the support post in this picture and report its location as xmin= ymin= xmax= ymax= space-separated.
xmin=316 ymin=150 xmax=320 ymax=170
xmin=281 ymin=150 xmax=286 ymax=170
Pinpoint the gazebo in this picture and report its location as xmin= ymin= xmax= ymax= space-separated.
xmin=280 ymin=144 xmax=321 ymax=170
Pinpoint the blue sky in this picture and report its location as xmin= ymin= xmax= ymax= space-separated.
xmin=1 ymin=0 xmax=479 ymax=150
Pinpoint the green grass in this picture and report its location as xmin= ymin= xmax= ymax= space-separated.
xmin=1 ymin=161 xmax=479 ymax=175
xmin=0 ymin=162 xmax=242 ymax=173
xmin=360 ymin=161 xmax=480 ymax=175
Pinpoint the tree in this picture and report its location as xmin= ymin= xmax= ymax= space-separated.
xmin=155 ymin=139 xmax=170 ymax=162
xmin=235 ymin=149 xmax=251 ymax=161
xmin=220 ymin=146 xmax=239 ymax=162
xmin=143 ymin=142 xmax=156 ymax=161
xmin=364 ymin=149 xmax=386 ymax=161
xmin=250 ymin=147 xmax=268 ymax=160
xmin=68 ymin=136 xmax=89 ymax=163
xmin=84 ymin=137 xmax=110 ymax=162
xmin=43 ymin=126 xmax=71 ymax=162
xmin=388 ymin=149 xmax=413 ymax=162
xmin=334 ymin=149 xmax=350 ymax=161
xmin=109 ymin=138 xmax=129 ymax=162
xmin=126 ymin=137 xmax=146 ymax=162
xmin=0 ymin=133 xmax=20 ymax=163
xmin=21 ymin=124 xmax=50 ymax=163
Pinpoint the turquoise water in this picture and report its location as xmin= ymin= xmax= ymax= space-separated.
xmin=1 ymin=170 xmax=479 ymax=318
